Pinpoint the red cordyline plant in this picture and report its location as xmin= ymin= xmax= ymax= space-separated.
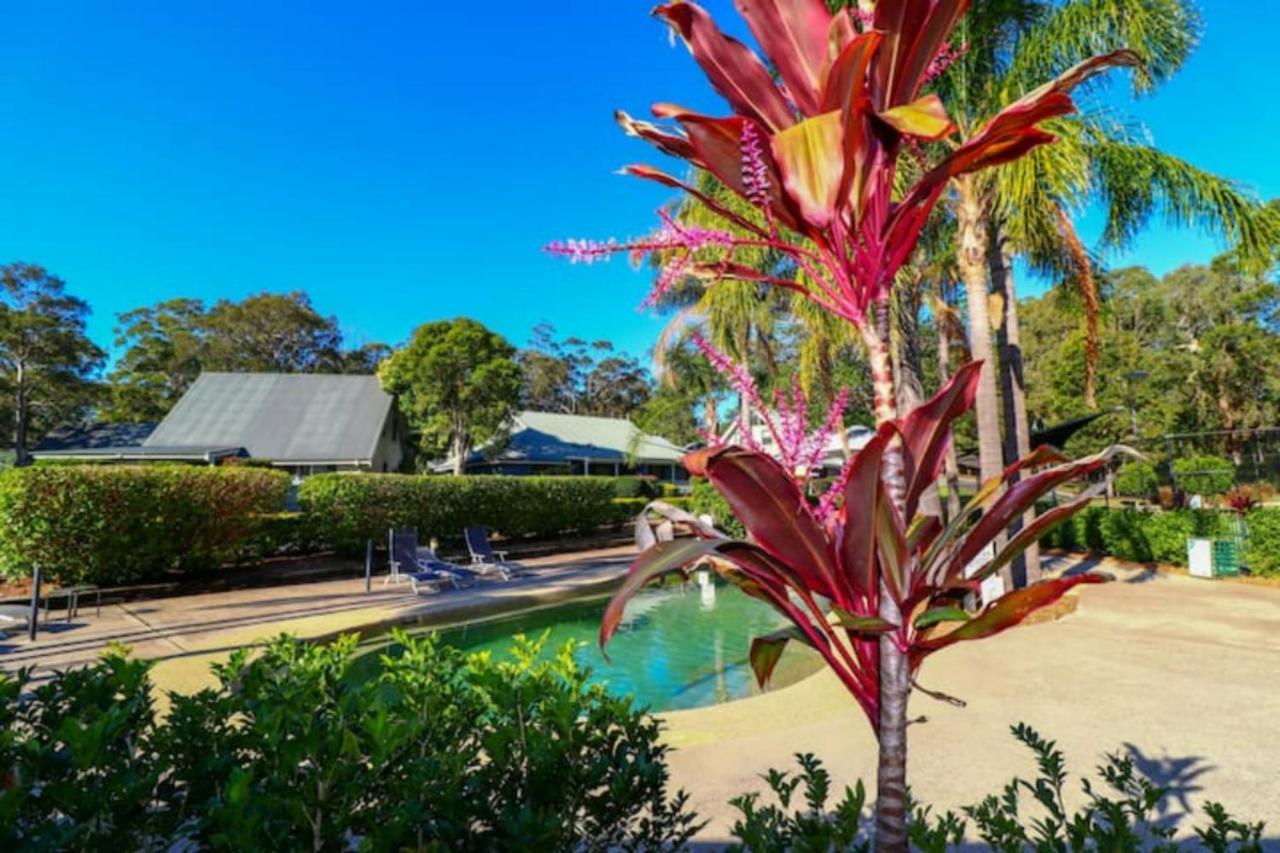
xmin=548 ymin=1 xmax=1138 ymax=848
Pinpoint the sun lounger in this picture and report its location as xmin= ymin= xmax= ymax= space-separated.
xmin=464 ymin=526 xmax=527 ymax=579
xmin=387 ymin=529 xmax=480 ymax=594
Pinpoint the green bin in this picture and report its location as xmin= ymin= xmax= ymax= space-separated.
xmin=1211 ymin=539 xmax=1240 ymax=577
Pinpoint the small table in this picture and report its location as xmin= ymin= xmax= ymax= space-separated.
xmin=43 ymin=584 xmax=102 ymax=623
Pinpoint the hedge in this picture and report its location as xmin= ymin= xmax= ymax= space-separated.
xmin=1113 ymin=461 xmax=1159 ymax=499
xmin=689 ymin=477 xmax=745 ymax=538
xmin=0 ymin=465 xmax=291 ymax=584
xmin=1039 ymin=504 xmax=1280 ymax=577
xmin=1173 ymin=454 xmax=1235 ymax=497
xmin=299 ymin=474 xmax=636 ymax=553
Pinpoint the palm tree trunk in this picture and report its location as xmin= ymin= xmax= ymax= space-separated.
xmin=934 ymin=298 xmax=963 ymax=521
xmin=956 ymin=177 xmax=1012 ymax=590
xmin=989 ymin=232 xmax=1041 ymax=585
xmin=1056 ymin=206 xmax=1100 ymax=410
xmin=865 ymin=305 xmax=910 ymax=853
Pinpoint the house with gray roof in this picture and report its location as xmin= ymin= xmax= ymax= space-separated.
xmin=440 ymin=410 xmax=688 ymax=482
xmin=34 ymin=373 xmax=405 ymax=477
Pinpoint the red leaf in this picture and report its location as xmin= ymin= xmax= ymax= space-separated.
xmin=946 ymin=447 xmax=1120 ymax=578
xmin=770 ymin=110 xmax=845 ymax=228
xmin=615 ymin=110 xmax=695 ymax=160
xmin=733 ymin=0 xmax=835 ymax=117
xmin=914 ymin=574 xmax=1107 ymax=658
xmin=748 ymin=626 xmax=811 ymax=687
xmin=899 ymin=361 xmax=982 ymax=520
xmin=600 ymin=537 xmax=723 ymax=652
xmin=703 ymin=446 xmax=843 ymax=601
xmin=837 ymin=423 xmax=890 ymax=599
xmin=654 ymin=2 xmax=795 ymax=132
xmin=884 ymin=0 xmax=971 ymax=105
xmin=620 ymin=164 xmax=770 ymax=237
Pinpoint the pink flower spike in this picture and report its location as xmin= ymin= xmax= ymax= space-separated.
xmin=740 ymin=120 xmax=771 ymax=209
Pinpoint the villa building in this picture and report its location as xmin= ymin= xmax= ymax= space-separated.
xmin=34 ymin=373 xmax=406 ymax=479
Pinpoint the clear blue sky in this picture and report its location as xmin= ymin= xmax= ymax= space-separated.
xmin=1 ymin=1 xmax=1277 ymax=365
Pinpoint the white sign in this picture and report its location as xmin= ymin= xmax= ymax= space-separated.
xmin=963 ymin=543 xmax=1005 ymax=605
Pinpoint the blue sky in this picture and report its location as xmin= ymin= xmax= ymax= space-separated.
xmin=1 ymin=1 xmax=1277 ymax=365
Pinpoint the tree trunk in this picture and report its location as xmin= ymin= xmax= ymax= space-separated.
xmin=13 ymin=364 xmax=29 ymax=468
xmin=1056 ymin=206 xmax=1100 ymax=410
xmin=956 ymin=178 xmax=1012 ymax=590
xmin=451 ymin=430 xmax=466 ymax=476
xmin=934 ymin=302 xmax=963 ymax=521
xmin=865 ymin=306 xmax=910 ymax=853
xmin=989 ymin=233 xmax=1041 ymax=585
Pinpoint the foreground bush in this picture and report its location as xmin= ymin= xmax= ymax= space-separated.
xmin=729 ymin=724 xmax=1265 ymax=852
xmin=0 ymin=633 xmax=698 ymax=851
xmin=299 ymin=474 xmax=630 ymax=553
xmin=0 ymin=465 xmax=290 ymax=584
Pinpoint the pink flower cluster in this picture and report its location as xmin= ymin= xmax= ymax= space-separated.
xmin=923 ymin=40 xmax=968 ymax=87
xmin=740 ymin=120 xmax=771 ymax=209
xmin=692 ymin=332 xmax=854 ymax=522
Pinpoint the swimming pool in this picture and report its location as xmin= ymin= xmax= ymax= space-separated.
xmin=355 ymin=574 xmax=821 ymax=712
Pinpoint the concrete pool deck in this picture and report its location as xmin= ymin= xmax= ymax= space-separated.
xmin=663 ymin=557 xmax=1280 ymax=843
xmin=0 ymin=546 xmax=635 ymax=696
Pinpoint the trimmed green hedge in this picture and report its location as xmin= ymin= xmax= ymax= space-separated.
xmin=1113 ymin=461 xmax=1159 ymax=499
xmin=1040 ymin=504 xmax=1280 ymax=576
xmin=1173 ymin=454 xmax=1235 ymax=497
xmin=299 ymin=474 xmax=635 ymax=553
xmin=0 ymin=465 xmax=291 ymax=584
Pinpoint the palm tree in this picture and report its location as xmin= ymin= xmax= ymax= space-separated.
xmin=938 ymin=0 xmax=1279 ymax=582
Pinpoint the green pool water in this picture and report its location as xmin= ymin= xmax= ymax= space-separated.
xmin=356 ymin=576 xmax=819 ymax=712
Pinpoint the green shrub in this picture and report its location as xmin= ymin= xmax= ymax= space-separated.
xmin=660 ymin=481 xmax=684 ymax=497
xmin=689 ymin=476 xmax=746 ymax=538
xmin=0 ymin=634 xmax=699 ymax=850
xmin=1114 ymin=460 xmax=1159 ymax=499
xmin=612 ymin=475 xmax=660 ymax=499
xmin=1174 ymin=454 xmax=1236 ymax=497
xmin=1244 ymin=508 xmax=1280 ymax=577
xmin=299 ymin=474 xmax=630 ymax=553
xmin=1041 ymin=506 xmax=1235 ymax=567
xmin=729 ymin=724 xmax=1265 ymax=851
xmin=0 ymin=465 xmax=290 ymax=584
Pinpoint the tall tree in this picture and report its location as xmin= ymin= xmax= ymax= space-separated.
xmin=0 ymin=263 xmax=104 ymax=464
xmin=379 ymin=318 xmax=521 ymax=475
xmin=106 ymin=292 xmax=389 ymax=421
xmin=518 ymin=322 xmax=653 ymax=417
xmin=202 ymin=291 xmax=343 ymax=373
xmin=105 ymin=298 xmax=207 ymax=422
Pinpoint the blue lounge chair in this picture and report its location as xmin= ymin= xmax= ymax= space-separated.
xmin=464 ymin=526 xmax=527 ymax=579
xmin=387 ymin=529 xmax=480 ymax=594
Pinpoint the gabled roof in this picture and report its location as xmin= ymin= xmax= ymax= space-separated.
xmin=144 ymin=373 xmax=394 ymax=464
xmin=458 ymin=411 xmax=686 ymax=468
xmin=35 ymin=422 xmax=157 ymax=452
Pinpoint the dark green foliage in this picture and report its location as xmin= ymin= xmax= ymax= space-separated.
xmin=299 ymin=474 xmax=631 ymax=553
xmin=729 ymin=726 xmax=1264 ymax=852
xmin=0 ymin=464 xmax=290 ymax=583
xmin=1040 ymin=505 xmax=1251 ymax=568
xmin=1243 ymin=508 xmax=1280 ymax=577
xmin=1115 ymin=461 xmax=1160 ymax=499
xmin=689 ymin=476 xmax=746 ymax=538
xmin=0 ymin=633 xmax=700 ymax=851
xmin=1174 ymin=455 xmax=1237 ymax=497
xmin=613 ymin=475 xmax=661 ymax=499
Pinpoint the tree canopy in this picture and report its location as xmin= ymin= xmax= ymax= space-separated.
xmin=379 ymin=318 xmax=522 ymax=474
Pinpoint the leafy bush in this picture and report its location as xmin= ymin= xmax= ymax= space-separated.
xmin=729 ymin=725 xmax=1265 ymax=852
xmin=1174 ymin=455 xmax=1236 ymax=497
xmin=689 ymin=476 xmax=745 ymax=538
xmin=0 ymin=465 xmax=290 ymax=584
xmin=1041 ymin=506 xmax=1238 ymax=568
xmin=1114 ymin=461 xmax=1160 ymax=499
xmin=612 ymin=496 xmax=693 ymax=520
xmin=299 ymin=474 xmax=630 ymax=553
xmin=1244 ymin=508 xmax=1280 ymax=577
xmin=0 ymin=633 xmax=700 ymax=850
xmin=612 ymin=475 xmax=660 ymax=499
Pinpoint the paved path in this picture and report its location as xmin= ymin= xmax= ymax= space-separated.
xmin=0 ymin=546 xmax=635 ymax=697
xmin=661 ymin=557 xmax=1280 ymax=844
